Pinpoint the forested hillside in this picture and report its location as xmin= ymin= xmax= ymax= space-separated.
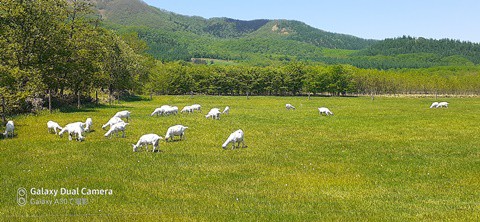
xmin=97 ymin=0 xmax=381 ymax=65
xmin=99 ymin=0 xmax=375 ymax=47
xmin=356 ymin=36 xmax=480 ymax=64
xmin=97 ymin=0 xmax=480 ymax=69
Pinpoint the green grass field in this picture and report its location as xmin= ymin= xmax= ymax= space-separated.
xmin=1 ymin=96 xmax=479 ymax=221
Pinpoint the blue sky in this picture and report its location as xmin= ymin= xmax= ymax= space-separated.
xmin=142 ymin=0 xmax=480 ymax=43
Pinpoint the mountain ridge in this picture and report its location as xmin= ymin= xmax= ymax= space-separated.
xmin=98 ymin=0 xmax=376 ymax=48
xmin=96 ymin=0 xmax=480 ymax=68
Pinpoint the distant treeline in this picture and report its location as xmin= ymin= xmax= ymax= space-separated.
xmin=147 ymin=62 xmax=480 ymax=97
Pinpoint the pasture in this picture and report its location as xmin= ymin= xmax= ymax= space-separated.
xmin=1 ymin=96 xmax=479 ymax=221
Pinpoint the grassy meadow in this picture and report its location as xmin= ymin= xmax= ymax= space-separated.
xmin=1 ymin=95 xmax=479 ymax=221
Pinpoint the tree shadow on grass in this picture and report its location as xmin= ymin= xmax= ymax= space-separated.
xmin=122 ymin=95 xmax=150 ymax=102
xmin=58 ymin=103 xmax=133 ymax=113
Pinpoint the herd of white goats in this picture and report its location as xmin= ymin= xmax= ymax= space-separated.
xmin=1 ymin=104 xmax=243 ymax=151
xmin=0 ymin=101 xmax=449 ymax=151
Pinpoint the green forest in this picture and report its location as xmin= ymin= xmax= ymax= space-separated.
xmin=1 ymin=0 xmax=480 ymax=116
xmin=1 ymin=0 xmax=153 ymax=115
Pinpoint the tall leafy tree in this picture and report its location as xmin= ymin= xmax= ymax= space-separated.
xmin=1 ymin=0 xmax=149 ymax=112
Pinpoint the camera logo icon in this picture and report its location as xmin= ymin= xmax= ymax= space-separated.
xmin=17 ymin=188 xmax=27 ymax=206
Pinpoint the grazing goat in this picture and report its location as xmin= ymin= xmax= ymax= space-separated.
xmin=430 ymin=102 xmax=449 ymax=108
xmin=191 ymin=104 xmax=201 ymax=112
xmin=84 ymin=118 xmax=93 ymax=132
xmin=165 ymin=125 xmax=188 ymax=142
xmin=132 ymin=134 xmax=162 ymax=152
xmin=222 ymin=129 xmax=246 ymax=149
xmin=181 ymin=106 xmax=193 ymax=114
xmin=437 ymin=102 xmax=449 ymax=108
xmin=286 ymin=104 xmax=295 ymax=110
xmin=318 ymin=107 xmax=334 ymax=116
xmin=164 ymin=106 xmax=178 ymax=115
xmin=114 ymin=110 xmax=131 ymax=122
xmin=47 ymin=121 xmax=63 ymax=135
xmin=59 ymin=122 xmax=85 ymax=141
xmin=223 ymin=106 xmax=230 ymax=114
xmin=151 ymin=107 xmax=165 ymax=116
xmin=104 ymin=122 xmax=128 ymax=138
xmin=3 ymin=120 xmax=14 ymax=138
xmin=205 ymin=108 xmax=221 ymax=119
xmin=151 ymin=105 xmax=172 ymax=116
xmin=152 ymin=105 xmax=178 ymax=116
xmin=102 ymin=117 xmax=124 ymax=130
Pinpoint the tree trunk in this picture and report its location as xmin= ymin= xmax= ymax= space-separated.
xmin=109 ymin=85 xmax=113 ymax=105
xmin=1 ymin=96 xmax=5 ymax=124
xmin=77 ymin=91 xmax=81 ymax=109
xmin=48 ymin=89 xmax=52 ymax=113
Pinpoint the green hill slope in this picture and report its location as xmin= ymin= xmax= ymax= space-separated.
xmin=97 ymin=0 xmax=480 ymax=68
xmin=98 ymin=0 xmax=376 ymax=62
xmin=249 ymin=20 xmax=374 ymax=50
xmin=356 ymin=36 xmax=480 ymax=64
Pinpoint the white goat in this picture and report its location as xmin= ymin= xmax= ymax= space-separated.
xmin=181 ymin=106 xmax=193 ymax=114
xmin=205 ymin=108 xmax=221 ymax=119
xmin=437 ymin=102 xmax=449 ymax=108
xmin=430 ymin=102 xmax=439 ymax=108
xmin=104 ymin=122 xmax=129 ymax=138
xmin=165 ymin=125 xmax=188 ymax=142
xmin=222 ymin=129 xmax=246 ymax=149
xmin=318 ymin=107 xmax=334 ymax=116
xmin=102 ymin=117 xmax=124 ymax=130
xmin=151 ymin=105 xmax=171 ymax=116
xmin=191 ymin=104 xmax=201 ymax=112
xmin=58 ymin=122 xmax=83 ymax=136
xmin=69 ymin=126 xmax=85 ymax=141
xmin=132 ymin=134 xmax=162 ymax=152
xmin=164 ymin=106 xmax=178 ymax=115
xmin=286 ymin=104 xmax=295 ymax=110
xmin=47 ymin=121 xmax=63 ymax=134
xmin=223 ymin=106 xmax=230 ymax=114
xmin=152 ymin=105 xmax=178 ymax=116
xmin=3 ymin=120 xmax=14 ymax=138
xmin=84 ymin=118 xmax=93 ymax=132
xmin=59 ymin=122 xmax=85 ymax=141
xmin=151 ymin=107 xmax=165 ymax=116
xmin=114 ymin=110 xmax=131 ymax=122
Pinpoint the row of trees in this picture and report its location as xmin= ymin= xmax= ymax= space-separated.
xmin=147 ymin=62 xmax=480 ymax=97
xmin=1 ymin=0 xmax=151 ymax=114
